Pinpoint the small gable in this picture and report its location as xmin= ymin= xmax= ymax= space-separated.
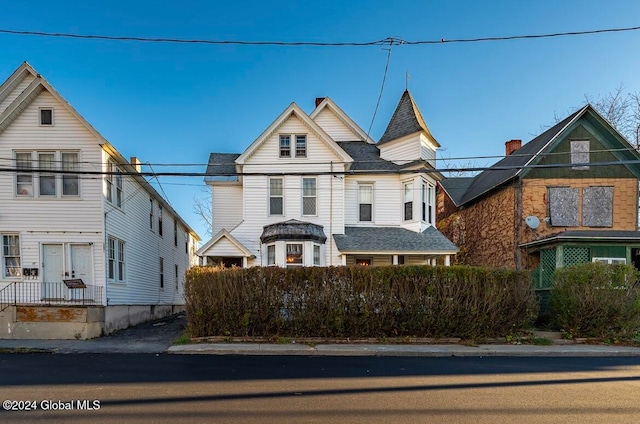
xmin=312 ymin=107 xmax=363 ymax=142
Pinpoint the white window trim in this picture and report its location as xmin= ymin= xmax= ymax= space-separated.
xmin=107 ymin=236 xmax=126 ymax=283
xmin=285 ymin=243 xmax=303 ymax=267
xmin=269 ymin=177 xmax=284 ymax=216
xmin=266 ymin=244 xmax=276 ymax=266
xmin=302 ymin=177 xmax=317 ymax=216
xmin=15 ymin=150 xmax=81 ymax=199
xmin=403 ymin=181 xmax=414 ymax=222
xmin=422 ymin=180 xmax=435 ymax=224
xmin=279 ymin=134 xmax=308 ymax=159
xmin=2 ymin=234 xmax=21 ymax=279
xmin=39 ymin=107 xmax=54 ymax=126
xmin=358 ymin=183 xmax=374 ymax=223
xmin=592 ymin=257 xmax=626 ymax=265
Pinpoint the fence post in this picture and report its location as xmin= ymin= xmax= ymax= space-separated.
xmin=13 ymin=282 xmax=16 ymax=306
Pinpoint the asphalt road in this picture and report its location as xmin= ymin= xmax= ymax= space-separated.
xmin=1 ymin=353 xmax=640 ymax=423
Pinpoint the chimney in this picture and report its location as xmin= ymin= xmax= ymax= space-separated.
xmin=505 ymin=139 xmax=522 ymax=156
xmin=130 ymin=157 xmax=141 ymax=172
xmin=315 ymin=97 xmax=326 ymax=107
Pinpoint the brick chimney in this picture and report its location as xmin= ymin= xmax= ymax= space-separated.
xmin=505 ymin=139 xmax=522 ymax=156
xmin=315 ymin=97 xmax=326 ymax=107
xmin=130 ymin=157 xmax=141 ymax=172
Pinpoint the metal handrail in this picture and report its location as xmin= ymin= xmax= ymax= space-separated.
xmin=0 ymin=282 xmax=103 ymax=309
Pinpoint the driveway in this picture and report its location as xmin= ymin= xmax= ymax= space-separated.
xmin=0 ymin=313 xmax=186 ymax=354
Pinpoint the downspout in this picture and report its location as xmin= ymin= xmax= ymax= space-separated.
xmin=329 ymin=161 xmax=333 ymax=265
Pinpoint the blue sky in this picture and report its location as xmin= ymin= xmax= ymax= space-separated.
xmin=2 ymin=1 xmax=639 ymax=239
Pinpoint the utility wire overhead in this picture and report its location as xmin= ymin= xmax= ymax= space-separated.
xmin=0 ymin=25 xmax=639 ymax=46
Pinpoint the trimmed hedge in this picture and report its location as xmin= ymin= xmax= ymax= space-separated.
xmin=185 ymin=265 xmax=537 ymax=340
xmin=550 ymin=263 xmax=640 ymax=339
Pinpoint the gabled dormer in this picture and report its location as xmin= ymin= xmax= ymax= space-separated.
xmin=378 ymin=90 xmax=440 ymax=167
xmin=309 ymin=97 xmax=375 ymax=144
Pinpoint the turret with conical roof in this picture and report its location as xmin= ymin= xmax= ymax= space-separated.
xmin=377 ymin=90 xmax=440 ymax=167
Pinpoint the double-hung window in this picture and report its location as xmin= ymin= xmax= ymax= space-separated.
xmin=422 ymin=181 xmax=434 ymax=224
xmin=15 ymin=152 xmax=33 ymax=196
xmin=279 ymin=135 xmax=291 ymax=158
xmin=404 ymin=182 xmax=414 ymax=221
xmin=286 ymin=243 xmax=303 ymax=266
xmin=269 ymin=178 xmax=284 ymax=215
xmin=158 ymin=205 xmax=164 ymax=237
xmin=358 ymin=184 xmax=373 ymax=222
xmin=149 ymin=199 xmax=154 ymax=230
xmin=107 ymin=237 xmax=125 ymax=282
xmin=159 ymin=258 xmax=164 ymax=289
xmin=296 ymin=135 xmax=307 ymax=157
xmin=62 ymin=153 xmax=79 ymax=196
xmin=105 ymin=161 xmax=123 ymax=206
xmin=2 ymin=235 xmax=21 ymax=278
xmin=38 ymin=153 xmax=56 ymax=196
xmin=302 ymin=177 xmax=316 ymax=215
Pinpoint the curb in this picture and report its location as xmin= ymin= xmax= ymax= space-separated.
xmin=167 ymin=343 xmax=640 ymax=357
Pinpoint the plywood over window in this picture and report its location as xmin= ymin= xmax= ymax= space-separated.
xmin=583 ymin=186 xmax=613 ymax=227
xmin=549 ymin=187 xmax=579 ymax=226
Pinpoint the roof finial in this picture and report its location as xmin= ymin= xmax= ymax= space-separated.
xmin=405 ymin=71 xmax=410 ymax=91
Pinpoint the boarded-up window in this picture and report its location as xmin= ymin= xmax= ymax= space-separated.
xmin=570 ymin=140 xmax=589 ymax=170
xmin=582 ymin=186 xmax=613 ymax=227
xmin=549 ymin=187 xmax=579 ymax=226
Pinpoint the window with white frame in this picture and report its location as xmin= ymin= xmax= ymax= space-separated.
xmin=286 ymin=243 xmax=303 ymax=266
xmin=358 ymin=184 xmax=373 ymax=222
xmin=296 ymin=135 xmax=307 ymax=157
xmin=404 ymin=182 xmax=413 ymax=221
xmin=422 ymin=181 xmax=434 ymax=224
xmin=158 ymin=205 xmax=164 ymax=237
xmin=149 ymin=198 xmax=154 ymax=230
xmin=39 ymin=108 xmax=53 ymax=126
xmin=313 ymin=245 xmax=321 ymax=265
xmin=269 ymin=178 xmax=284 ymax=215
xmin=107 ymin=236 xmax=125 ymax=282
xmin=279 ymin=135 xmax=291 ymax=158
xmin=174 ymin=220 xmax=178 ymax=247
xmin=15 ymin=152 xmax=33 ymax=196
xmin=302 ymin=177 xmax=316 ymax=215
xmin=38 ymin=152 xmax=56 ymax=196
xmin=62 ymin=153 xmax=79 ymax=196
xmin=267 ymin=245 xmax=276 ymax=265
xmin=2 ymin=235 xmax=21 ymax=278
xmin=175 ymin=264 xmax=179 ymax=290
xmin=105 ymin=160 xmax=123 ymax=206
xmin=15 ymin=151 xmax=80 ymax=198
xmin=592 ymin=257 xmax=626 ymax=265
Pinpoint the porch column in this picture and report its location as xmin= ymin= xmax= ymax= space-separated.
xmin=444 ymin=255 xmax=451 ymax=267
xmin=242 ymin=257 xmax=248 ymax=268
xmin=341 ymin=255 xmax=347 ymax=266
xmin=392 ymin=255 xmax=398 ymax=265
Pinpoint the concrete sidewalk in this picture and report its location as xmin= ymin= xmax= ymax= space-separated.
xmin=167 ymin=342 xmax=640 ymax=357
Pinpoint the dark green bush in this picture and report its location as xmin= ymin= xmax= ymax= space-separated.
xmin=185 ymin=265 xmax=537 ymax=340
xmin=550 ymin=263 xmax=640 ymax=339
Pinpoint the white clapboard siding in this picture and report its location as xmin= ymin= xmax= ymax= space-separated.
xmin=0 ymin=74 xmax=36 ymax=113
xmin=344 ymin=174 xmax=402 ymax=226
xmin=103 ymin=158 xmax=193 ymax=305
xmin=312 ymin=108 xmax=361 ymax=141
xmin=211 ymin=184 xmax=243 ymax=234
xmin=379 ymin=136 xmax=421 ymax=164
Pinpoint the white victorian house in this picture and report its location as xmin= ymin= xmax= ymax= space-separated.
xmin=0 ymin=62 xmax=200 ymax=339
xmin=198 ymin=91 xmax=457 ymax=267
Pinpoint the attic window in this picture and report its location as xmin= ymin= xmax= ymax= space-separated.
xmin=279 ymin=135 xmax=291 ymax=158
xmin=296 ymin=135 xmax=307 ymax=157
xmin=570 ymin=140 xmax=589 ymax=170
xmin=39 ymin=108 xmax=53 ymax=126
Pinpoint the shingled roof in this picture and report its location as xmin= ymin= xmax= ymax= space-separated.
xmin=333 ymin=226 xmax=458 ymax=253
xmin=378 ymin=90 xmax=439 ymax=147
xmin=455 ymin=106 xmax=587 ymax=206
xmin=204 ymin=153 xmax=240 ymax=182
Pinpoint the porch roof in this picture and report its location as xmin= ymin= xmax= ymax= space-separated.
xmin=520 ymin=230 xmax=640 ymax=249
xmin=333 ymin=226 xmax=458 ymax=255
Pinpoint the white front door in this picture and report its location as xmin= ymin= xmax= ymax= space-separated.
xmin=70 ymin=244 xmax=93 ymax=300
xmin=42 ymin=244 xmax=64 ymax=299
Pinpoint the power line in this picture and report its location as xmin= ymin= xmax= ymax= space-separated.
xmin=0 ymin=25 xmax=639 ymax=47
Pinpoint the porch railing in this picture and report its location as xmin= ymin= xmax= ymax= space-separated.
xmin=0 ymin=282 xmax=103 ymax=312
